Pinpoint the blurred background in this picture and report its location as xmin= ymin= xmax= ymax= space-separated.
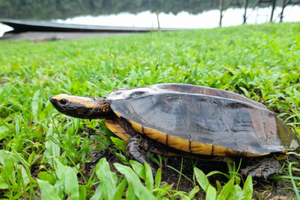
xmin=1 ymin=0 xmax=300 ymax=38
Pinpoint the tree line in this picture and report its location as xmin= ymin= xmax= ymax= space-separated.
xmin=0 ymin=0 xmax=283 ymax=20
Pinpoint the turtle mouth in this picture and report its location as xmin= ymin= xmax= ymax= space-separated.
xmin=49 ymin=96 xmax=64 ymax=112
xmin=49 ymin=96 xmax=70 ymax=112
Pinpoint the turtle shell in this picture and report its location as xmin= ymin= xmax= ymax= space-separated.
xmin=107 ymin=84 xmax=299 ymax=157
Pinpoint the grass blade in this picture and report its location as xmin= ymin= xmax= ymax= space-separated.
xmin=288 ymin=162 xmax=300 ymax=199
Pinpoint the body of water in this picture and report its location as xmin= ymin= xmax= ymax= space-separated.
xmin=1 ymin=6 xmax=299 ymax=37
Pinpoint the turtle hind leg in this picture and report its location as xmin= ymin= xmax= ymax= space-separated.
xmin=240 ymin=157 xmax=282 ymax=179
xmin=126 ymin=134 xmax=149 ymax=164
xmin=126 ymin=134 xmax=156 ymax=172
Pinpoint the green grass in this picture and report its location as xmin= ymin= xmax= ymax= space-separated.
xmin=0 ymin=22 xmax=300 ymax=199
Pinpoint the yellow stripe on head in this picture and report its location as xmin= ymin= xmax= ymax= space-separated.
xmin=51 ymin=94 xmax=96 ymax=108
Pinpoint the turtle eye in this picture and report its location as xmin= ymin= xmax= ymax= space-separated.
xmin=59 ymin=99 xmax=68 ymax=105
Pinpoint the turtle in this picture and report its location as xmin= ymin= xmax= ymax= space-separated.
xmin=50 ymin=83 xmax=299 ymax=178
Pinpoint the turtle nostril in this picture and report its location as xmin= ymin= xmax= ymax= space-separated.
xmin=50 ymin=97 xmax=58 ymax=103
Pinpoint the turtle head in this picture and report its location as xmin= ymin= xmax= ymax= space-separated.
xmin=50 ymin=94 xmax=111 ymax=119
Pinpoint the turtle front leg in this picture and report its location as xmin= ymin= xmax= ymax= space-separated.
xmin=126 ymin=134 xmax=156 ymax=171
xmin=105 ymin=118 xmax=156 ymax=171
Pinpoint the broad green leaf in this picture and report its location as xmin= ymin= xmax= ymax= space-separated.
xmin=188 ymin=186 xmax=200 ymax=199
xmin=144 ymin=162 xmax=154 ymax=191
xmin=152 ymin=183 xmax=173 ymax=197
xmin=228 ymin=185 xmax=244 ymax=200
xmin=54 ymin=159 xmax=66 ymax=180
xmin=194 ymin=168 xmax=210 ymax=192
xmin=294 ymin=127 xmax=300 ymax=135
xmin=218 ymin=178 xmax=234 ymax=200
xmin=1 ymin=155 xmax=15 ymax=182
xmin=79 ymin=185 xmax=87 ymax=200
xmin=20 ymin=165 xmax=30 ymax=186
xmin=54 ymin=177 xmax=66 ymax=199
xmin=90 ymin=185 xmax=102 ymax=200
xmin=37 ymin=179 xmax=62 ymax=200
xmin=95 ymin=158 xmax=117 ymax=200
xmin=206 ymin=185 xmax=217 ymax=200
xmin=79 ymin=137 xmax=90 ymax=160
xmin=243 ymin=175 xmax=253 ymax=200
xmin=0 ymin=126 xmax=9 ymax=134
xmin=44 ymin=125 xmax=60 ymax=168
xmin=155 ymin=168 xmax=162 ymax=188
xmin=38 ymin=171 xmax=56 ymax=184
xmin=130 ymin=160 xmax=145 ymax=180
xmin=0 ymin=126 xmax=9 ymax=140
xmin=216 ymin=181 xmax=222 ymax=193
xmin=239 ymin=87 xmax=250 ymax=98
xmin=115 ymin=152 xmax=128 ymax=163
xmin=55 ymin=159 xmax=80 ymax=200
xmin=115 ymin=163 xmax=156 ymax=200
xmin=62 ymin=136 xmax=79 ymax=162
xmin=0 ymin=182 xmax=9 ymax=189
xmin=63 ymin=166 xmax=79 ymax=200
xmin=111 ymin=136 xmax=127 ymax=152
xmin=181 ymin=194 xmax=191 ymax=200
xmin=126 ymin=183 xmax=139 ymax=200
xmin=114 ymin=179 xmax=127 ymax=200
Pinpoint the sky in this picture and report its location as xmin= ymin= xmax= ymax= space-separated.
xmin=1 ymin=6 xmax=300 ymax=37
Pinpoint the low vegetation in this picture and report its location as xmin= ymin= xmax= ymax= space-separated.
xmin=0 ymin=22 xmax=300 ymax=199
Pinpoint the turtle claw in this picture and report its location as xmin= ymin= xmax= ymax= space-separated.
xmin=126 ymin=134 xmax=155 ymax=169
xmin=241 ymin=157 xmax=282 ymax=179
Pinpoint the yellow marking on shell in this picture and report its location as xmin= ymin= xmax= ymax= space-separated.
xmin=114 ymin=111 xmax=121 ymax=118
xmin=130 ymin=121 xmax=143 ymax=133
xmin=104 ymin=120 xmax=130 ymax=142
xmin=190 ymin=142 xmax=212 ymax=155
xmin=166 ymin=135 xmax=190 ymax=152
xmin=212 ymin=145 xmax=229 ymax=156
xmin=143 ymin=126 xmax=167 ymax=145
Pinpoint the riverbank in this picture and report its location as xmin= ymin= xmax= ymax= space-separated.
xmin=0 ymin=31 xmax=133 ymax=40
